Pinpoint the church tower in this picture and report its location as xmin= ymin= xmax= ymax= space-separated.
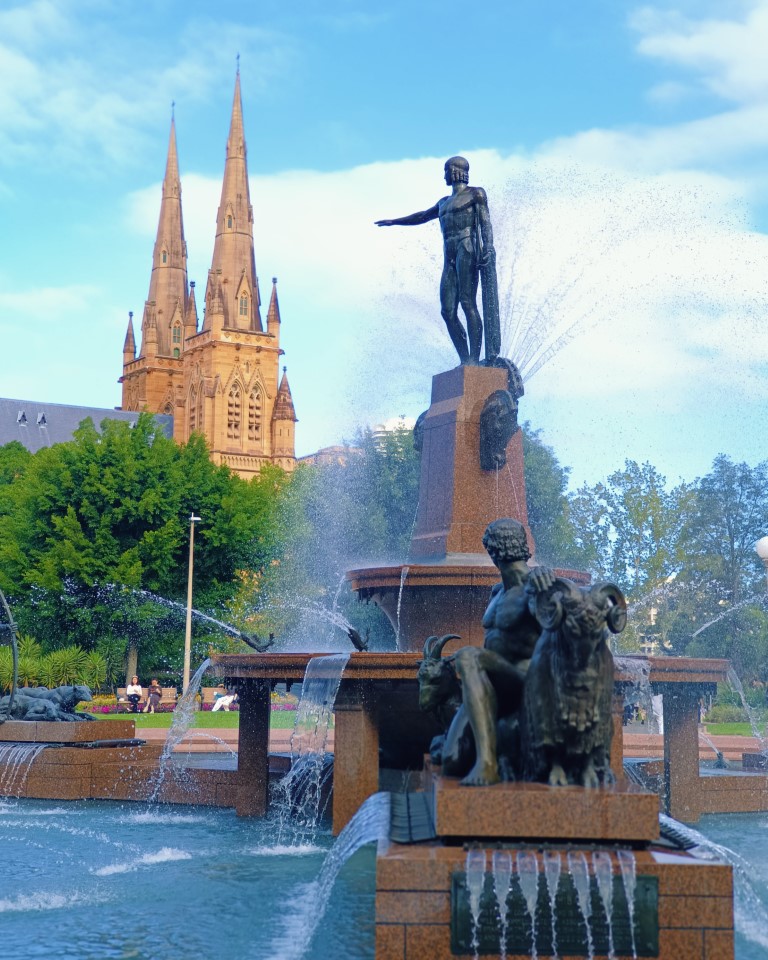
xmin=120 ymin=72 xmax=297 ymax=478
xmin=120 ymin=113 xmax=189 ymax=419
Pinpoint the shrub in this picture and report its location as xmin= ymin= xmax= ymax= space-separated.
xmin=703 ymin=704 xmax=750 ymax=724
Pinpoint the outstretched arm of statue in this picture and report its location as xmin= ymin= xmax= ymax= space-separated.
xmin=375 ymin=203 xmax=440 ymax=227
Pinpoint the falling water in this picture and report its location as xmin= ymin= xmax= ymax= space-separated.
xmin=0 ymin=743 xmax=48 ymax=796
xmin=691 ymin=592 xmax=768 ymax=639
xmin=726 ymin=666 xmax=768 ymax=753
xmin=272 ymin=791 xmax=391 ymax=960
xmin=567 ymin=851 xmax=594 ymax=960
xmin=543 ymin=850 xmax=562 ymax=958
xmin=149 ymin=658 xmax=211 ymax=802
xmin=592 ymin=851 xmax=615 ymax=960
xmin=617 ymin=850 xmax=638 ymax=960
xmin=273 ymin=653 xmax=350 ymax=845
xmin=516 ymin=849 xmax=540 ymax=960
xmin=466 ymin=849 xmax=487 ymax=960
xmin=614 ymin=656 xmax=659 ymax=733
xmin=491 ymin=850 xmax=512 ymax=960
xmin=661 ymin=813 xmax=768 ymax=953
xmin=395 ymin=566 xmax=409 ymax=651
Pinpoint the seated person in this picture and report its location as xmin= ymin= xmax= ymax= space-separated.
xmin=126 ymin=676 xmax=142 ymax=714
xmin=144 ymin=679 xmax=162 ymax=713
xmin=211 ymin=692 xmax=238 ymax=712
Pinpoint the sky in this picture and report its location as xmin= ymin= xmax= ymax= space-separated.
xmin=2 ymin=0 xmax=768 ymax=490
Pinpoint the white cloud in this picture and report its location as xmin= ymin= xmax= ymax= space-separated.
xmin=0 ymin=3 xmax=298 ymax=171
xmin=632 ymin=1 xmax=768 ymax=104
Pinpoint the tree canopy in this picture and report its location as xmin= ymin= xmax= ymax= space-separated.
xmin=0 ymin=414 xmax=288 ymax=681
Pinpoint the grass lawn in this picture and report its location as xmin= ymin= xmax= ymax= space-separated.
xmin=82 ymin=711 xmax=297 ymax=729
xmin=704 ymin=722 xmax=765 ymax=737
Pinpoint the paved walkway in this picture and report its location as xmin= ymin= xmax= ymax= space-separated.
xmin=140 ymin=724 xmax=757 ymax=765
xmin=138 ymin=726 xmax=335 ymax=754
xmin=623 ymin=729 xmax=764 ymax=762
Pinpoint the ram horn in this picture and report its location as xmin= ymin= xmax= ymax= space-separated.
xmin=591 ymin=582 xmax=628 ymax=634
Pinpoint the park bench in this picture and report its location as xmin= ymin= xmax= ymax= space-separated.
xmin=117 ymin=686 xmax=178 ymax=711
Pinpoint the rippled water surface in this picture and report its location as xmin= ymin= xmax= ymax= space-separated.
xmin=1 ymin=799 xmax=376 ymax=960
xmin=698 ymin=812 xmax=768 ymax=960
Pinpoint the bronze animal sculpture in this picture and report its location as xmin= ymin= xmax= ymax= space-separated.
xmin=416 ymin=634 xmax=463 ymax=764
xmin=0 ymin=684 xmax=94 ymax=722
xmin=522 ymin=579 xmax=626 ymax=787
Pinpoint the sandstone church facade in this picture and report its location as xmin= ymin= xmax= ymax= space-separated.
xmin=119 ymin=72 xmax=297 ymax=479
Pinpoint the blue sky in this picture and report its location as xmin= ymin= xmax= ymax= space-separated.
xmin=2 ymin=0 xmax=768 ymax=489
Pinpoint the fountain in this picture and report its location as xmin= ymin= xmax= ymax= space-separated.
xmin=2 ymin=152 xmax=762 ymax=960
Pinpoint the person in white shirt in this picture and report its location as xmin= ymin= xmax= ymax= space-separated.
xmin=126 ymin=676 xmax=142 ymax=714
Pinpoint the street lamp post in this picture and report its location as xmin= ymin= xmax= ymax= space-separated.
xmin=756 ymin=537 xmax=768 ymax=590
xmin=183 ymin=513 xmax=202 ymax=695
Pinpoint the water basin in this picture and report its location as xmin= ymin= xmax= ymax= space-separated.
xmin=2 ymin=798 xmax=376 ymax=960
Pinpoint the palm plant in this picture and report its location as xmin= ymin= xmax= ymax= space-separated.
xmin=0 ymin=647 xmax=14 ymax=693
xmin=81 ymin=651 xmax=107 ymax=691
xmin=16 ymin=655 xmax=40 ymax=687
xmin=39 ymin=647 xmax=87 ymax=687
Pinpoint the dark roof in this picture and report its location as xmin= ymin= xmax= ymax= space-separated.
xmin=0 ymin=398 xmax=174 ymax=454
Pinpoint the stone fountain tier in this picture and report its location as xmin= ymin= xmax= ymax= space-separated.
xmin=348 ymin=559 xmax=590 ymax=653
xmin=376 ymin=814 xmax=734 ymax=960
xmin=346 ymin=363 xmax=591 ymax=650
xmin=0 ymin=719 xmax=239 ymax=806
xmin=210 ymin=653 xmax=738 ymax=834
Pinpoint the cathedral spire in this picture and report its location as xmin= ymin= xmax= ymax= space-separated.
xmin=273 ymin=366 xmax=297 ymax=422
xmin=123 ymin=311 xmax=136 ymax=363
xmin=204 ymin=68 xmax=262 ymax=334
xmin=140 ymin=113 xmax=189 ymax=358
xmin=266 ymin=277 xmax=281 ymax=335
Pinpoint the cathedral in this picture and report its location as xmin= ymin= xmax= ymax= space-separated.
xmin=119 ymin=71 xmax=297 ymax=478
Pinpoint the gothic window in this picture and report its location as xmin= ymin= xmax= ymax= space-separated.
xmin=162 ymin=250 xmax=168 ymax=264
xmin=197 ymin=390 xmax=205 ymax=431
xmin=172 ymin=324 xmax=182 ymax=345
xmin=227 ymin=384 xmax=242 ymax=439
xmin=189 ymin=387 xmax=197 ymax=435
xmin=248 ymin=387 xmax=262 ymax=442
xmin=173 ymin=348 xmax=180 ymax=358
xmin=227 ymin=215 xmax=233 ymax=229
xmin=163 ymin=403 xmax=173 ymax=415
xmin=239 ymin=295 xmax=248 ymax=317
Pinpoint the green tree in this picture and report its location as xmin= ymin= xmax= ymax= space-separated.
xmin=0 ymin=414 xmax=289 ymax=679
xmin=522 ymin=423 xmax=591 ymax=569
xmin=569 ymin=461 xmax=684 ymax=596
xmin=679 ymin=455 xmax=768 ymax=605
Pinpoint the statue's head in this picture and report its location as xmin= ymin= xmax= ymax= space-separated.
xmin=483 ymin=518 xmax=530 ymax=565
xmin=444 ymin=156 xmax=469 ymax=186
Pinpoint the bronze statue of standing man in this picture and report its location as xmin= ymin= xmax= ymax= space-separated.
xmin=376 ymin=156 xmax=501 ymax=366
